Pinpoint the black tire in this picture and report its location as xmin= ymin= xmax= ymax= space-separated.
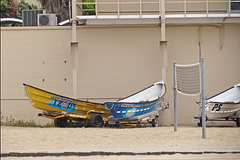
xmin=104 ymin=123 xmax=109 ymax=127
xmin=197 ymin=116 xmax=208 ymax=127
xmin=115 ymin=122 xmax=120 ymax=128
xmin=198 ymin=119 xmax=202 ymax=127
xmin=236 ymin=118 xmax=240 ymax=127
xmin=54 ymin=118 xmax=68 ymax=127
xmin=152 ymin=116 xmax=159 ymax=127
xmin=89 ymin=114 xmax=104 ymax=127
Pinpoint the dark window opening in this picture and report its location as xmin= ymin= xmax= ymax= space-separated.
xmin=231 ymin=0 xmax=240 ymax=12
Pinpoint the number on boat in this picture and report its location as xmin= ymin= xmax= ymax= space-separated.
xmin=211 ymin=104 xmax=222 ymax=111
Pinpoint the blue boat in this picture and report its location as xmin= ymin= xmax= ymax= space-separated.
xmin=105 ymin=81 xmax=166 ymax=126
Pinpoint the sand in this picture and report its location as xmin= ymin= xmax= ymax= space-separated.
xmin=1 ymin=126 xmax=240 ymax=159
xmin=1 ymin=125 xmax=240 ymax=150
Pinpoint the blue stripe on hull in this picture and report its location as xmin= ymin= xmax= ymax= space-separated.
xmin=105 ymin=100 xmax=160 ymax=119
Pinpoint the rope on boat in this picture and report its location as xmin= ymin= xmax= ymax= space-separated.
xmin=109 ymin=103 xmax=115 ymax=110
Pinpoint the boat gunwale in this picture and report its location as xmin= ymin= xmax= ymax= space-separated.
xmin=23 ymin=83 xmax=105 ymax=105
xmin=207 ymin=101 xmax=240 ymax=104
xmin=112 ymin=96 xmax=163 ymax=105
xmin=207 ymin=84 xmax=240 ymax=104
xmin=115 ymin=83 xmax=167 ymax=105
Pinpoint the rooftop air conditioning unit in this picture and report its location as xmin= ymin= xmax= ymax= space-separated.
xmin=38 ymin=14 xmax=57 ymax=26
xmin=22 ymin=9 xmax=43 ymax=26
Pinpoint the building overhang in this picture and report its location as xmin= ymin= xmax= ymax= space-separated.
xmin=77 ymin=14 xmax=240 ymax=25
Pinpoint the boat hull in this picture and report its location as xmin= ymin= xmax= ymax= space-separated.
xmin=23 ymin=84 xmax=111 ymax=118
xmin=105 ymin=81 xmax=166 ymax=120
xmin=105 ymin=99 xmax=161 ymax=119
xmin=193 ymin=83 xmax=240 ymax=126
xmin=206 ymin=103 xmax=240 ymax=119
xmin=205 ymin=83 xmax=240 ymax=119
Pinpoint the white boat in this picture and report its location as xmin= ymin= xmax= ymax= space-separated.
xmin=193 ymin=83 xmax=240 ymax=127
xmin=206 ymin=83 xmax=240 ymax=119
xmin=105 ymin=81 xmax=167 ymax=127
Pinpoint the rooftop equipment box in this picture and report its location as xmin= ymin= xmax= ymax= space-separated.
xmin=22 ymin=9 xmax=43 ymax=26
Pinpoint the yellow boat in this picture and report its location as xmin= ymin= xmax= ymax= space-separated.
xmin=23 ymin=83 xmax=111 ymax=127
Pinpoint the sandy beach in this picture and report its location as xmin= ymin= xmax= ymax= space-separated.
xmin=1 ymin=125 xmax=240 ymax=159
xmin=2 ymin=126 xmax=240 ymax=150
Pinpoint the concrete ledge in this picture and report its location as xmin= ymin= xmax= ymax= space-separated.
xmin=1 ymin=150 xmax=240 ymax=157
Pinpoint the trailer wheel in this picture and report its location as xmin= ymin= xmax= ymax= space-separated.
xmin=54 ymin=118 xmax=68 ymax=127
xmin=115 ymin=122 xmax=121 ymax=128
xmin=197 ymin=119 xmax=202 ymax=127
xmin=236 ymin=118 xmax=240 ymax=127
xmin=152 ymin=116 xmax=159 ymax=127
xmin=90 ymin=114 xmax=104 ymax=127
xmin=197 ymin=116 xmax=208 ymax=127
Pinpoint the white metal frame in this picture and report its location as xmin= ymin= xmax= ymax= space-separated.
xmin=76 ymin=0 xmax=240 ymax=19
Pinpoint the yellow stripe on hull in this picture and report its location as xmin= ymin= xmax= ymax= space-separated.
xmin=24 ymin=84 xmax=111 ymax=118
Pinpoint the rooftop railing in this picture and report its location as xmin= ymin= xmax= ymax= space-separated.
xmin=76 ymin=0 xmax=240 ymax=19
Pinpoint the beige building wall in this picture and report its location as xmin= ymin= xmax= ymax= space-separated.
xmin=166 ymin=24 xmax=240 ymax=125
xmin=1 ymin=27 xmax=73 ymax=124
xmin=1 ymin=24 xmax=240 ymax=125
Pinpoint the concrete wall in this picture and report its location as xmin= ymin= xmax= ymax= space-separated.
xmin=1 ymin=23 xmax=240 ymax=125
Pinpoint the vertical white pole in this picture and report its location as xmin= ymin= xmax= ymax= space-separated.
xmin=96 ymin=0 xmax=98 ymax=17
xmin=173 ymin=62 xmax=177 ymax=132
xmin=201 ymin=58 xmax=206 ymax=138
xmin=206 ymin=0 xmax=209 ymax=17
xmin=184 ymin=0 xmax=186 ymax=17
xmin=118 ymin=0 xmax=120 ymax=18
xmin=69 ymin=0 xmax=71 ymax=22
xmin=140 ymin=0 xmax=142 ymax=18
xmin=228 ymin=0 xmax=231 ymax=16
xmin=159 ymin=0 xmax=161 ymax=16
xmin=72 ymin=0 xmax=77 ymax=42
xmin=71 ymin=0 xmax=78 ymax=99
xmin=161 ymin=0 xmax=166 ymax=41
